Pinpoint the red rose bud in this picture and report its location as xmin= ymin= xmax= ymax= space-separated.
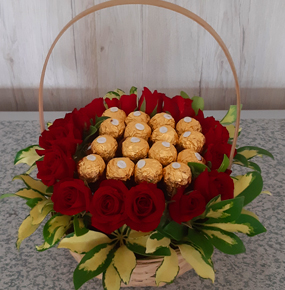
xmin=172 ymin=95 xmax=195 ymax=120
xmin=169 ymin=188 xmax=206 ymax=224
xmin=162 ymin=96 xmax=180 ymax=122
xmin=194 ymin=169 xmax=234 ymax=203
xmin=138 ymin=87 xmax=165 ymax=115
xmin=125 ymin=183 xmax=165 ymax=232
xmin=90 ymin=180 xmax=128 ymax=234
xmin=51 ymin=178 xmax=92 ymax=215
xmin=120 ymin=94 xmax=137 ymax=116
xmin=105 ymin=97 xmax=120 ymax=109
xmin=36 ymin=146 xmax=76 ymax=186
xmin=82 ymin=97 xmax=106 ymax=120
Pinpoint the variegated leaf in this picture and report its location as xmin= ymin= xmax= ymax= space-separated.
xmin=15 ymin=188 xmax=46 ymax=200
xmin=129 ymin=86 xmax=137 ymax=95
xmin=220 ymin=105 xmax=242 ymax=125
xmin=237 ymin=146 xmax=274 ymax=160
xmin=13 ymin=174 xmax=48 ymax=194
xmin=30 ymin=199 xmax=53 ymax=225
xmin=103 ymin=264 xmax=121 ymax=290
xmin=146 ymin=231 xmax=171 ymax=254
xmin=14 ymin=145 xmax=43 ymax=166
xmin=226 ymin=124 xmax=242 ymax=138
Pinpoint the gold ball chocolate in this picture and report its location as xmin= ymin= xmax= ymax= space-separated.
xmin=151 ymin=125 xmax=178 ymax=145
xmin=178 ymin=131 xmax=205 ymax=152
xmin=148 ymin=141 xmax=177 ymax=166
xmin=125 ymin=111 xmax=150 ymax=125
xmin=124 ymin=121 xmax=152 ymax=141
xmin=122 ymin=137 xmax=149 ymax=162
xmin=106 ymin=157 xmax=135 ymax=181
xmin=149 ymin=112 xmax=175 ymax=130
xmin=176 ymin=117 xmax=202 ymax=136
xmin=91 ymin=135 xmax=118 ymax=162
xmin=135 ymin=158 xmax=163 ymax=184
xmin=77 ymin=154 xmax=105 ymax=183
xmin=177 ymin=149 xmax=206 ymax=165
xmin=99 ymin=118 xmax=125 ymax=139
xmin=102 ymin=106 xmax=126 ymax=121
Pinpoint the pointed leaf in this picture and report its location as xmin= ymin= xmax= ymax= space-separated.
xmin=129 ymin=86 xmax=137 ymax=95
xmin=188 ymin=162 xmax=210 ymax=179
xmin=15 ymin=188 xmax=45 ymax=199
xmin=0 ymin=193 xmax=16 ymax=200
xmin=14 ymin=145 xmax=43 ymax=166
xmin=36 ymin=241 xmax=53 ymax=251
xmin=217 ymin=154 xmax=229 ymax=172
xmin=220 ymin=105 xmax=242 ymax=125
xmin=150 ymin=103 xmax=158 ymax=118
xmin=30 ymin=199 xmax=53 ymax=225
xmin=26 ymin=197 xmax=43 ymax=208
xmin=237 ymin=146 xmax=274 ymax=160
xmin=247 ymin=161 xmax=261 ymax=173
xmin=13 ymin=174 xmax=48 ymax=194
xmin=180 ymin=91 xmax=190 ymax=99
xmin=191 ymin=96 xmax=204 ymax=115
xmin=73 ymin=216 xmax=89 ymax=237
xmin=140 ymin=98 xmax=146 ymax=113
xmin=161 ymin=221 xmax=188 ymax=241
xmin=103 ymin=91 xmax=120 ymax=100
xmin=146 ymin=231 xmax=171 ymax=254
xmin=233 ymin=153 xmax=249 ymax=167
xmin=25 ymin=163 xmax=38 ymax=175
xmin=226 ymin=124 xmax=242 ymax=139
xmin=103 ymin=264 xmax=121 ymax=290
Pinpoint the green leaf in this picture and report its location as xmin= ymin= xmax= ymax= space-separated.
xmin=226 ymin=124 xmax=242 ymax=139
xmin=13 ymin=174 xmax=48 ymax=195
xmin=146 ymin=231 xmax=170 ymax=254
xmin=130 ymin=86 xmax=137 ymax=95
xmin=247 ymin=161 xmax=261 ymax=173
xmin=188 ymin=162 xmax=210 ymax=178
xmin=103 ymin=91 xmax=120 ymax=102
xmin=140 ymin=98 xmax=146 ymax=113
xmin=161 ymin=221 xmax=188 ymax=241
xmin=235 ymin=214 xmax=266 ymax=237
xmin=14 ymin=145 xmax=43 ymax=166
xmin=103 ymin=264 xmax=121 ymax=290
xmin=220 ymin=105 xmax=242 ymax=125
xmin=26 ymin=197 xmax=43 ymax=208
xmin=191 ymin=96 xmax=204 ymax=115
xmin=217 ymin=154 xmax=229 ymax=172
xmin=202 ymin=228 xmax=246 ymax=255
xmin=233 ymin=154 xmax=249 ymax=167
xmin=73 ymin=216 xmax=89 ymax=237
xmin=149 ymin=103 xmax=158 ymax=118
xmin=73 ymin=243 xmax=115 ymax=290
xmin=237 ymin=146 xmax=274 ymax=160
xmin=29 ymin=199 xmax=53 ymax=225
xmin=25 ymin=162 xmax=38 ymax=175
xmin=180 ymin=91 xmax=190 ymax=99
xmin=114 ymin=89 xmax=125 ymax=97
xmin=0 ymin=193 xmax=16 ymax=200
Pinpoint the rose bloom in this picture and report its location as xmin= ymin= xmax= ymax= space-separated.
xmin=204 ymin=122 xmax=229 ymax=147
xmin=51 ymin=178 xmax=92 ymax=215
xmin=125 ymin=183 xmax=165 ymax=232
xmin=169 ymin=188 xmax=206 ymax=224
xmin=36 ymin=146 xmax=76 ymax=186
xmin=105 ymin=94 xmax=137 ymax=116
xmin=194 ymin=169 xmax=234 ymax=203
xmin=195 ymin=110 xmax=221 ymax=135
xmin=90 ymin=180 xmax=128 ymax=234
xmin=138 ymin=87 xmax=165 ymax=115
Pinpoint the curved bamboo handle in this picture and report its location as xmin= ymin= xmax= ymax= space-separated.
xmin=38 ymin=0 xmax=241 ymax=168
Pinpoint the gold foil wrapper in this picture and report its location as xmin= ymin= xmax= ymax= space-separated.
xmin=178 ymin=131 xmax=205 ymax=152
xmin=176 ymin=117 xmax=202 ymax=136
xmin=91 ymin=135 xmax=118 ymax=162
xmin=125 ymin=111 xmax=150 ymax=125
xmin=102 ymin=107 xmax=126 ymax=121
xmin=148 ymin=141 xmax=177 ymax=166
xmin=135 ymin=158 xmax=163 ymax=184
xmin=122 ymin=137 xmax=149 ymax=162
xmin=149 ymin=113 xmax=175 ymax=130
xmin=77 ymin=154 xmax=105 ymax=183
xmin=99 ymin=118 xmax=125 ymax=139
xmin=151 ymin=125 xmax=178 ymax=145
xmin=124 ymin=121 xmax=152 ymax=141
xmin=163 ymin=162 xmax=192 ymax=196
xmin=177 ymin=149 xmax=206 ymax=165
xmin=106 ymin=157 xmax=134 ymax=181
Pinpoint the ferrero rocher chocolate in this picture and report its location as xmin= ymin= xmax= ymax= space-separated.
xmin=135 ymin=158 xmax=163 ymax=184
xmin=163 ymin=162 xmax=192 ymax=196
xmin=102 ymin=106 xmax=126 ymax=121
xmin=122 ymin=137 xmax=149 ymax=162
xmin=178 ymin=131 xmax=205 ymax=152
xmin=177 ymin=149 xmax=206 ymax=165
xmin=77 ymin=154 xmax=105 ymax=183
xmin=91 ymin=135 xmax=118 ymax=162
xmin=125 ymin=111 xmax=150 ymax=125
xmin=149 ymin=113 xmax=175 ymax=130
xmin=106 ymin=157 xmax=134 ymax=181
xmin=176 ymin=117 xmax=202 ymax=136
xmin=124 ymin=121 xmax=152 ymax=141
xmin=99 ymin=118 xmax=125 ymax=139
xmin=148 ymin=141 xmax=177 ymax=166
xmin=151 ymin=125 xmax=178 ymax=145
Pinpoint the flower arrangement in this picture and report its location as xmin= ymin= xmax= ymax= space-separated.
xmin=1 ymin=87 xmax=273 ymax=290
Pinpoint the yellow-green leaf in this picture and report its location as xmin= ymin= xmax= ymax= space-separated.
xmin=103 ymin=91 xmax=120 ymax=101
xmin=241 ymin=209 xmax=259 ymax=220
xmin=155 ymin=248 xmax=179 ymax=286
xmin=113 ymin=245 xmax=136 ymax=284
xmin=128 ymin=230 xmax=151 ymax=239
xmin=14 ymin=145 xmax=43 ymax=166
xmin=36 ymin=241 xmax=51 ymax=251
xmin=13 ymin=174 xmax=48 ymax=194
xmin=206 ymin=204 xmax=232 ymax=219
xmin=220 ymin=105 xmax=242 ymax=125
xmin=261 ymin=190 xmax=272 ymax=195
xmin=114 ymin=88 xmax=125 ymax=97
xmin=58 ymin=230 xmax=112 ymax=254
xmin=146 ymin=232 xmax=170 ymax=254
xmin=103 ymin=264 xmax=121 ymax=290
xmin=237 ymin=146 xmax=274 ymax=160
xmin=15 ymin=188 xmax=45 ymax=200
xmin=226 ymin=124 xmax=242 ymax=139
xmin=30 ymin=199 xmax=53 ymax=225
xmin=179 ymin=244 xmax=215 ymax=282
xmin=201 ymin=222 xmax=251 ymax=234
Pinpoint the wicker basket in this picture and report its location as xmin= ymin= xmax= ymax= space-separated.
xmin=38 ymin=0 xmax=241 ymax=287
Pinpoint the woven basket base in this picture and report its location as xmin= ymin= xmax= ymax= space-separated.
xmin=70 ymin=250 xmax=192 ymax=287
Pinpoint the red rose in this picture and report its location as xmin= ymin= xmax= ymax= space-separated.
xmin=51 ymin=178 xmax=92 ymax=215
xmin=125 ymin=183 xmax=165 ymax=232
xmin=194 ymin=170 xmax=234 ymax=203
xmin=169 ymin=188 xmax=206 ymax=224
xmin=204 ymin=122 xmax=229 ymax=147
xmin=82 ymin=97 xmax=106 ymax=120
xmin=90 ymin=180 xmax=128 ymax=234
xmin=105 ymin=94 xmax=137 ymax=116
xmin=162 ymin=96 xmax=180 ymax=121
xmin=36 ymin=146 xmax=76 ymax=186
xmin=138 ymin=87 xmax=165 ymax=115
xmin=195 ymin=110 xmax=220 ymax=135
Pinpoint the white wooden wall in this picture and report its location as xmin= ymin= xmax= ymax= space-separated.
xmin=1 ymin=0 xmax=285 ymax=111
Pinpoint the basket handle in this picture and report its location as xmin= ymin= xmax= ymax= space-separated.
xmin=38 ymin=0 xmax=241 ymax=168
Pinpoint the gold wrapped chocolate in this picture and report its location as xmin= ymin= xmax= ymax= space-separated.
xmin=149 ymin=112 xmax=175 ymax=130
xmin=177 ymin=149 xmax=206 ymax=165
xmin=106 ymin=157 xmax=134 ymax=181
xmin=99 ymin=118 xmax=125 ymax=139
xmin=124 ymin=121 xmax=152 ymax=141
xmin=178 ymin=131 xmax=205 ymax=152
xmin=125 ymin=111 xmax=150 ymax=125
xmin=77 ymin=154 xmax=105 ymax=183
xmin=151 ymin=125 xmax=178 ymax=145
xmin=176 ymin=117 xmax=202 ymax=136
xmin=102 ymin=106 xmax=126 ymax=121
xmin=135 ymin=158 xmax=163 ymax=184
xmin=148 ymin=141 xmax=177 ymax=166
xmin=91 ymin=135 xmax=118 ymax=162
xmin=163 ymin=162 xmax=192 ymax=196
xmin=122 ymin=137 xmax=149 ymax=162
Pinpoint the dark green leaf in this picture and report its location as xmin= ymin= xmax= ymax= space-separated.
xmin=188 ymin=162 xmax=210 ymax=179
xmin=191 ymin=96 xmax=204 ymax=115
xmin=150 ymin=231 xmax=165 ymax=241
xmin=126 ymin=242 xmax=171 ymax=257
xmin=217 ymin=154 xmax=229 ymax=172
xmin=130 ymin=86 xmax=137 ymax=95
xmin=237 ymin=146 xmax=274 ymax=160
xmin=150 ymin=104 xmax=158 ymax=118
xmin=46 ymin=186 xmax=54 ymax=194
xmin=233 ymin=154 xmax=249 ymax=167
xmin=140 ymin=98 xmax=146 ymax=112
xmin=26 ymin=197 xmax=43 ymax=208
xmin=162 ymin=221 xmax=188 ymax=241
xmin=73 ymin=215 xmax=89 ymax=237
xmin=248 ymin=161 xmax=261 ymax=173
xmin=235 ymin=214 xmax=266 ymax=237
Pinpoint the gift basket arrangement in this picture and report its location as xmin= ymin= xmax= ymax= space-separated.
xmin=1 ymin=1 xmax=274 ymax=290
